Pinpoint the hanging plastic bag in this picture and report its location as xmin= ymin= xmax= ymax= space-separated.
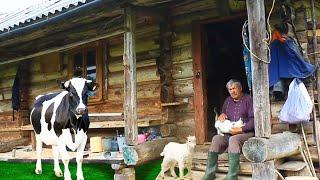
xmin=279 ymin=78 xmax=313 ymax=124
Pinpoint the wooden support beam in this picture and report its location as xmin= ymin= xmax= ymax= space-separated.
xmin=242 ymin=132 xmax=301 ymax=163
xmin=311 ymin=0 xmax=320 ymax=168
xmin=123 ymin=7 xmax=138 ymax=146
xmin=252 ymin=161 xmax=276 ymax=180
xmin=122 ymin=137 xmax=178 ymax=165
xmin=246 ymin=0 xmax=271 ymax=138
xmin=192 ymin=24 xmax=207 ymax=144
xmin=0 ymin=29 xmax=125 ymax=65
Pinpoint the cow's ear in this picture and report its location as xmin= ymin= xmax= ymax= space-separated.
xmin=62 ymin=80 xmax=71 ymax=90
xmin=86 ymin=80 xmax=99 ymax=91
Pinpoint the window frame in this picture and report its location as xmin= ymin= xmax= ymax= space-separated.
xmin=68 ymin=41 xmax=104 ymax=104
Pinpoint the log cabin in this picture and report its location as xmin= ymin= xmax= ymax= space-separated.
xmin=0 ymin=0 xmax=320 ymax=179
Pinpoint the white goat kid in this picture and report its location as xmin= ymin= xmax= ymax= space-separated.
xmin=215 ymin=119 xmax=244 ymax=136
xmin=158 ymin=136 xmax=196 ymax=179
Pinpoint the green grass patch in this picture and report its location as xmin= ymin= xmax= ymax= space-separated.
xmin=0 ymin=159 xmax=162 ymax=180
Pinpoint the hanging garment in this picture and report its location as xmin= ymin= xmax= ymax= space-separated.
xmin=243 ymin=31 xmax=252 ymax=92
xmin=11 ymin=66 xmax=20 ymax=111
xmin=269 ymin=37 xmax=316 ymax=87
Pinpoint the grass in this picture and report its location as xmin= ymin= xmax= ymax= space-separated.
xmin=0 ymin=159 xmax=162 ymax=180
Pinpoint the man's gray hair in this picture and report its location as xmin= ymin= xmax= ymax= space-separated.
xmin=226 ymin=79 xmax=242 ymax=89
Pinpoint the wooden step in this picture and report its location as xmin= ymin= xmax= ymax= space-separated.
xmin=277 ymin=161 xmax=306 ymax=172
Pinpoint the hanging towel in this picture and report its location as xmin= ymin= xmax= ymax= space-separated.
xmin=11 ymin=66 xmax=21 ymax=111
xmin=269 ymin=37 xmax=316 ymax=87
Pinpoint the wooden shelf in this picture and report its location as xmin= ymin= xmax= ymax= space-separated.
xmin=161 ymin=102 xmax=188 ymax=107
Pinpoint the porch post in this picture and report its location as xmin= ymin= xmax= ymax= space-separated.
xmin=246 ymin=0 xmax=273 ymax=179
xmin=123 ymin=6 xmax=138 ymax=146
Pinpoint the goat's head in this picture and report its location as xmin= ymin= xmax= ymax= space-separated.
xmin=186 ymin=136 xmax=196 ymax=148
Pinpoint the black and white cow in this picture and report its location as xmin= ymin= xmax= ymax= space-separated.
xmin=30 ymin=77 xmax=98 ymax=180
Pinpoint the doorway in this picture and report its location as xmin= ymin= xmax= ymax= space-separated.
xmin=192 ymin=15 xmax=249 ymax=143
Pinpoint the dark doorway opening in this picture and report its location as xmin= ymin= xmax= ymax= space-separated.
xmin=204 ymin=17 xmax=249 ymax=140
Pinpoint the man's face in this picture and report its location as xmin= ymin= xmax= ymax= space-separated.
xmin=228 ymin=84 xmax=243 ymax=100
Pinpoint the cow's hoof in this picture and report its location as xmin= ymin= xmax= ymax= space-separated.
xmin=35 ymin=169 xmax=42 ymax=175
xmin=55 ymin=171 xmax=63 ymax=177
xmin=77 ymin=174 xmax=84 ymax=180
xmin=64 ymin=176 xmax=72 ymax=180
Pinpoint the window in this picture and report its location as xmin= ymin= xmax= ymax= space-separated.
xmin=69 ymin=42 xmax=103 ymax=103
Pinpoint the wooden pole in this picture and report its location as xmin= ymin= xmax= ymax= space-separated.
xmin=123 ymin=6 xmax=138 ymax=146
xmin=246 ymin=0 xmax=272 ymax=179
xmin=311 ymin=0 xmax=320 ymax=168
xmin=246 ymin=0 xmax=271 ymax=138
xmin=252 ymin=161 xmax=276 ymax=180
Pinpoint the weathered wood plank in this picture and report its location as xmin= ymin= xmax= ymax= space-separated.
xmin=246 ymin=0 xmax=271 ymax=138
xmin=123 ymin=7 xmax=138 ymax=146
xmin=242 ymin=132 xmax=301 ymax=163
xmin=108 ymin=66 xmax=159 ymax=86
xmin=0 ymin=138 xmax=29 ymax=153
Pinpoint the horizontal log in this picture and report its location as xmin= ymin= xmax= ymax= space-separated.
xmin=160 ymin=124 xmax=177 ymax=137
xmin=108 ymin=66 xmax=159 ymax=86
xmin=242 ymin=132 xmax=301 ymax=162
xmin=123 ymin=137 xmax=178 ymax=165
xmin=0 ymin=138 xmax=30 ymax=153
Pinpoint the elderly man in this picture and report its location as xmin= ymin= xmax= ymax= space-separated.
xmin=202 ymin=79 xmax=254 ymax=180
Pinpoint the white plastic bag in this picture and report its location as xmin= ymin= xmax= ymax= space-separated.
xmin=279 ymin=78 xmax=313 ymax=124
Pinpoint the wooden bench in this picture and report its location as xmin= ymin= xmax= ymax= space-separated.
xmin=20 ymin=113 xmax=162 ymax=150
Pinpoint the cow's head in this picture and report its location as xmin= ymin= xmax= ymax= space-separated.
xmin=61 ymin=78 xmax=99 ymax=116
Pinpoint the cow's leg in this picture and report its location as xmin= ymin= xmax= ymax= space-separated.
xmin=35 ymin=135 xmax=43 ymax=175
xmin=52 ymin=145 xmax=63 ymax=177
xmin=76 ymin=134 xmax=87 ymax=180
xmin=57 ymin=142 xmax=71 ymax=180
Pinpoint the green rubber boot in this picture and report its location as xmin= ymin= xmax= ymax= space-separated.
xmin=201 ymin=152 xmax=218 ymax=180
xmin=225 ymin=153 xmax=240 ymax=180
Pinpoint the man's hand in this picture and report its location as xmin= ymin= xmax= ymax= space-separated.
xmin=218 ymin=113 xmax=227 ymax=121
xmin=230 ymin=127 xmax=243 ymax=135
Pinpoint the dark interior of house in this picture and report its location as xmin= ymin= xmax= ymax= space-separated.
xmin=204 ymin=17 xmax=249 ymax=140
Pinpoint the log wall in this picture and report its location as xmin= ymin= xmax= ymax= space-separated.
xmin=0 ymin=0 xmax=318 ymax=148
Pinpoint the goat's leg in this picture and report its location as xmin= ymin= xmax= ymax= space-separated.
xmin=169 ymin=162 xmax=177 ymax=178
xmin=185 ymin=163 xmax=193 ymax=179
xmin=178 ymin=161 xmax=185 ymax=179
xmin=159 ymin=159 xmax=170 ymax=179
xmin=52 ymin=145 xmax=63 ymax=177
xmin=35 ymin=135 xmax=43 ymax=175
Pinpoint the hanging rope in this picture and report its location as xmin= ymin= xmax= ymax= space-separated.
xmin=241 ymin=0 xmax=275 ymax=64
